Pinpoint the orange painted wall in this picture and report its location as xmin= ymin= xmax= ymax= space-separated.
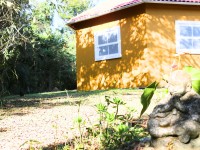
xmin=145 ymin=4 xmax=200 ymax=82
xmin=75 ymin=4 xmax=200 ymax=91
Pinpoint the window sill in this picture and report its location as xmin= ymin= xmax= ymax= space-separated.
xmin=95 ymin=54 xmax=122 ymax=61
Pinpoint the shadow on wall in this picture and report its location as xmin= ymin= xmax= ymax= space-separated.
xmin=76 ymin=9 xmax=200 ymax=91
xmin=146 ymin=6 xmax=200 ymax=79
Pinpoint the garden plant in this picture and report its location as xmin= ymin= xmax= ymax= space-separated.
xmin=67 ymin=96 xmax=149 ymax=150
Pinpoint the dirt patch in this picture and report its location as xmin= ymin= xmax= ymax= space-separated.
xmin=0 ymin=105 xmax=98 ymax=150
xmin=0 ymin=89 xmax=165 ymax=149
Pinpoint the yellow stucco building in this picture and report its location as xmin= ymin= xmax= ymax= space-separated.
xmin=67 ymin=0 xmax=200 ymax=91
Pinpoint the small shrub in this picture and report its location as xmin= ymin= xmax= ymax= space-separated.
xmin=69 ymin=96 xmax=149 ymax=150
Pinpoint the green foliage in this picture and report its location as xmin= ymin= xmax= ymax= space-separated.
xmin=20 ymin=139 xmax=42 ymax=150
xmin=96 ymin=103 xmax=108 ymax=113
xmin=139 ymin=66 xmax=200 ymax=118
xmin=73 ymin=100 xmax=86 ymax=149
xmin=31 ymin=1 xmax=53 ymax=37
xmin=140 ymin=81 xmax=158 ymax=117
xmin=56 ymin=0 xmax=90 ymax=20
xmin=71 ymin=96 xmax=148 ymax=150
xmin=0 ymin=0 xmax=31 ymax=96
xmin=98 ymin=96 xmax=147 ymax=149
xmin=0 ymin=0 xmax=90 ymax=96
xmin=0 ymin=0 xmax=30 ymax=55
xmin=183 ymin=66 xmax=200 ymax=94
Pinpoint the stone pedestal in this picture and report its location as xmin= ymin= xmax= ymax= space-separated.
xmin=151 ymin=136 xmax=200 ymax=150
xmin=147 ymin=70 xmax=200 ymax=150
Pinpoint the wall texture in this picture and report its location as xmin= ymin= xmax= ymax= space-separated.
xmin=146 ymin=4 xmax=200 ymax=82
xmin=75 ymin=4 xmax=200 ymax=91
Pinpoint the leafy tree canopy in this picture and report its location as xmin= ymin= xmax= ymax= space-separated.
xmin=0 ymin=0 xmax=91 ymax=96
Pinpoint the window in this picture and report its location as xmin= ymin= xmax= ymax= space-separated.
xmin=176 ymin=21 xmax=200 ymax=54
xmin=94 ymin=26 xmax=121 ymax=61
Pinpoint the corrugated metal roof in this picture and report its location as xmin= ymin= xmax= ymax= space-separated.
xmin=67 ymin=0 xmax=200 ymax=25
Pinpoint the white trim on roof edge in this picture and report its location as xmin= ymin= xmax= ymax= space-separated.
xmin=67 ymin=0 xmax=200 ymax=26
xmin=67 ymin=1 xmax=143 ymax=25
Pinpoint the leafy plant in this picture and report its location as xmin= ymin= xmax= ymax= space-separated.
xmin=140 ymin=81 xmax=158 ymax=117
xmin=140 ymin=66 xmax=200 ymax=117
xmin=183 ymin=66 xmax=200 ymax=94
xmin=20 ymin=140 xmax=42 ymax=150
xmin=66 ymin=95 xmax=148 ymax=150
xmin=73 ymin=101 xmax=86 ymax=149
xmin=90 ymin=96 xmax=147 ymax=149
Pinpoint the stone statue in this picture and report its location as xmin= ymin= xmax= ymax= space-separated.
xmin=147 ymin=70 xmax=200 ymax=150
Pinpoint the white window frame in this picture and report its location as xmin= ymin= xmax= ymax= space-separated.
xmin=176 ymin=20 xmax=200 ymax=54
xmin=94 ymin=26 xmax=122 ymax=61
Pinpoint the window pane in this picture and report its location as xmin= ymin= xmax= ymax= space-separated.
xmin=180 ymin=39 xmax=192 ymax=49
xmin=99 ymin=46 xmax=108 ymax=56
xmin=98 ymin=35 xmax=107 ymax=45
xmin=193 ymin=39 xmax=200 ymax=49
xmin=108 ymin=32 xmax=117 ymax=43
xmin=193 ymin=27 xmax=200 ymax=37
xmin=109 ymin=44 xmax=118 ymax=54
xmin=180 ymin=26 xmax=192 ymax=36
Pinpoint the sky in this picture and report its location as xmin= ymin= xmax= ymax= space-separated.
xmin=94 ymin=0 xmax=107 ymax=5
xmin=52 ymin=0 xmax=108 ymax=29
xmin=30 ymin=0 xmax=108 ymax=29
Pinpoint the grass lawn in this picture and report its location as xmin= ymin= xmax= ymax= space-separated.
xmin=1 ymin=88 xmax=167 ymax=118
xmin=0 ymin=88 xmax=167 ymax=150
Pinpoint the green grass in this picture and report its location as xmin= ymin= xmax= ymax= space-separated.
xmin=1 ymin=88 xmax=142 ymax=100
xmin=0 ymin=88 xmax=143 ymax=108
xmin=0 ymin=88 xmax=167 ymax=120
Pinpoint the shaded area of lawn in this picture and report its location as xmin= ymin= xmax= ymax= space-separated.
xmin=2 ymin=88 xmax=142 ymax=100
xmin=0 ymin=88 xmax=144 ymax=119
xmin=0 ymin=88 xmax=167 ymax=119
xmin=0 ymin=88 xmax=143 ymax=108
xmin=0 ymin=88 xmax=167 ymax=150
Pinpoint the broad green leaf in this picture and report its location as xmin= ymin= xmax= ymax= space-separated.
xmin=192 ymin=80 xmax=200 ymax=95
xmin=140 ymin=81 xmax=158 ymax=118
xmin=183 ymin=66 xmax=200 ymax=94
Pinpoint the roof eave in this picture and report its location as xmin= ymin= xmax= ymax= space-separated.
xmin=144 ymin=0 xmax=200 ymax=6
xmin=67 ymin=0 xmax=200 ymax=28
xmin=67 ymin=1 xmax=144 ymax=27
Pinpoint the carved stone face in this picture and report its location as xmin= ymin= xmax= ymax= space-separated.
xmin=168 ymin=70 xmax=192 ymax=96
